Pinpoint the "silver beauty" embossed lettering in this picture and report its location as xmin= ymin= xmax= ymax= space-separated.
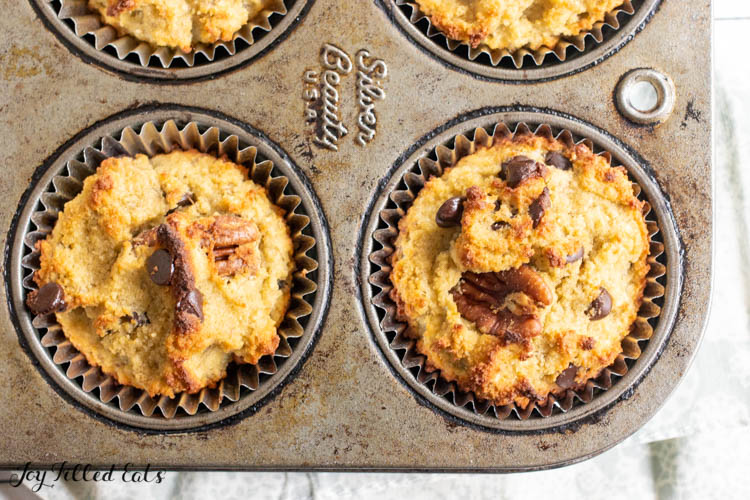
xmin=355 ymin=50 xmax=387 ymax=147
xmin=302 ymin=44 xmax=387 ymax=152
xmin=314 ymin=44 xmax=352 ymax=151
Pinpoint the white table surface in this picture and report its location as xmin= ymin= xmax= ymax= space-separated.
xmin=3 ymin=1 xmax=748 ymax=498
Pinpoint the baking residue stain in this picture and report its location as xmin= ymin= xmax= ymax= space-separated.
xmin=0 ymin=46 xmax=54 ymax=80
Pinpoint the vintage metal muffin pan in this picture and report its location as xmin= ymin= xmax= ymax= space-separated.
xmin=0 ymin=0 xmax=711 ymax=470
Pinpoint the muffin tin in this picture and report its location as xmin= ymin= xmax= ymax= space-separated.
xmin=0 ymin=0 xmax=711 ymax=471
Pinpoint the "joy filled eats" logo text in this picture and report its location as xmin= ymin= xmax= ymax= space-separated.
xmin=9 ymin=462 xmax=166 ymax=493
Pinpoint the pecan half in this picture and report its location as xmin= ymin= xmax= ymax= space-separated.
xmin=495 ymin=265 xmax=554 ymax=306
xmin=451 ymin=265 xmax=553 ymax=344
xmin=208 ymin=215 xmax=259 ymax=277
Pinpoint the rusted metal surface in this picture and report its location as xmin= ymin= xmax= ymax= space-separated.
xmin=0 ymin=0 xmax=711 ymax=471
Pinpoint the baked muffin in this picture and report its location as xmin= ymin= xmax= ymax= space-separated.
xmin=413 ymin=0 xmax=626 ymax=51
xmin=390 ymin=131 xmax=649 ymax=408
xmin=26 ymin=150 xmax=294 ymax=398
xmin=88 ymin=0 xmax=274 ymax=52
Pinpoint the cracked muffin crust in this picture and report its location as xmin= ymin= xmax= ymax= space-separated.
xmin=390 ymin=132 xmax=649 ymax=408
xmin=413 ymin=0 xmax=626 ymax=51
xmin=27 ymin=150 xmax=294 ymax=398
xmin=88 ymin=0 xmax=274 ymax=52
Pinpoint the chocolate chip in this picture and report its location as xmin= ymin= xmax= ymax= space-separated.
xmin=277 ymin=279 xmax=288 ymax=289
xmin=587 ymin=287 xmax=612 ymax=320
xmin=177 ymin=289 xmax=203 ymax=321
xmin=565 ymin=247 xmax=584 ymax=263
xmin=26 ymin=282 xmax=65 ymax=315
xmin=436 ymin=196 xmax=464 ymax=228
xmin=529 ymin=187 xmax=550 ymax=228
xmin=500 ymin=156 xmax=544 ymax=188
xmin=177 ymin=192 xmax=195 ymax=207
xmin=494 ymin=200 xmax=502 ymax=211
xmin=146 ymin=249 xmax=174 ymax=286
xmin=491 ymin=221 xmax=510 ymax=230
xmin=555 ymin=364 xmax=578 ymax=389
xmin=545 ymin=151 xmax=572 ymax=170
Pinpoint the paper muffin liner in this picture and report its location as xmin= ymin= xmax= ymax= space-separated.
xmin=368 ymin=122 xmax=666 ymax=420
xmin=53 ymin=0 xmax=289 ymax=68
xmin=394 ymin=0 xmax=637 ymax=68
xmin=20 ymin=119 xmax=318 ymax=419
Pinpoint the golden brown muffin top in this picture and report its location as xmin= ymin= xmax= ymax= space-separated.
xmin=414 ymin=0 xmax=626 ymax=51
xmin=28 ymin=150 xmax=294 ymax=397
xmin=88 ymin=0 xmax=275 ymax=52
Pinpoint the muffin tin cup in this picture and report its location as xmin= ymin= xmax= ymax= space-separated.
xmin=391 ymin=0 xmax=659 ymax=80
xmin=34 ymin=0 xmax=309 ymax=79
xmin=8 ymin=109 xmax=331 ymax=431
xmin=362 ymin=113 xmax=680 ymax=431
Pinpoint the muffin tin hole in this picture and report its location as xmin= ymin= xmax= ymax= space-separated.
xmin=31 ymin=0 xmax=311 ymax=80
xmin=629 ymin=80 xmax=659 ymax=112
xmin=359 ymin=109 xmax=682 ymax=431
xmin=616 ymin=69 xmax=676 ymax=125
xmin=388 ymin=0 xmax=660 ymax=81
xmin=6 ymin=107 xmax=331 ymax=431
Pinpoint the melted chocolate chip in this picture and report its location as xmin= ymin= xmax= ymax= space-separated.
xmin=491 ymin=221 xmax=510 ymax=230
xmin=436 ymin=196 xmax=464 ymax=228
xmin=529 ymin=187 xmax=551 ymax=228
xmin=565 ymin=247 xmax=584 ymax=263
xmin=587 ymin=287 xmax=612 ymax=320
xmin=494 ymin=200 xmax=502 ymax=211
xmin=555 ymin=365 xmax=578 ymax=389
xmin=545 ymin=151 xmax=572 ymax=170
xmin=146 ymin=249 xmax=174 ymax=286
xmin=500 ymin=156 xmax=543 ymax=188
xmin=177 ymin=289 xmax=203 ymax=321
xmin=27 ymin=282 xmax=66 ymax=315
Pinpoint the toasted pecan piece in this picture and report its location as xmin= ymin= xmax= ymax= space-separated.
xmin=451 ymin=265 xmax=553 ymax=344
xmin=207 ymin=215 xmax=260 ymax=277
